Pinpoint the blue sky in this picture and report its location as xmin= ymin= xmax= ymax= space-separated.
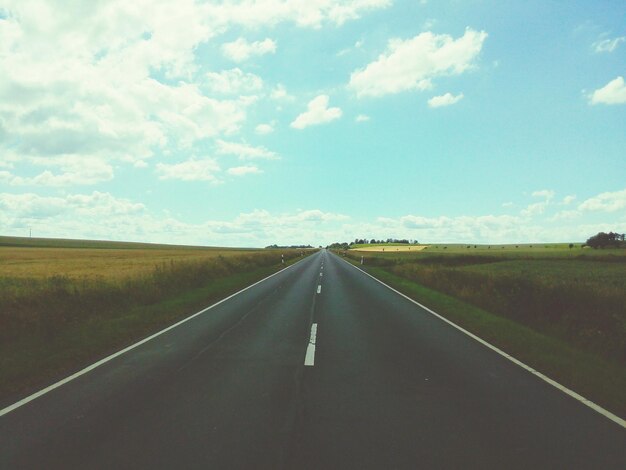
xmin=0 ymin=0 xmax=625 ymax=247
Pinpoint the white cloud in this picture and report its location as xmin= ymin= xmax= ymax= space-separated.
xmin=0 ymin=0 xmax=390 ymax=190
xmin=518 ymin=190 xmax=555 ymax=217
xmin=355 ymin=114 xmax=370 ymax=122
xmin=349 ymin=28 xmax=487 ymax=97
xmin=521 ymin=202 xmax=548 ymax=217
xmin=589 ymin=76 xmax=626 ymax=105
xmin=270 ymin=84 xmax=294 ymax=101
xmin=532 ymin=189 xmax=555 ymax=200
xmin=255 ymin=123 xmax=274 ymax=135
xmin=0 ymin=191 xmax=144 ymax=221
xmin=578 ymin=189 xmax=626 ymax=212
xmin=2 ymin=188 xmax=624 ymax=247
xmin=205 ymin=68 xmax=263 ymax=94
xmin=562 ymin=195 xmax=576 ymax=205
xmin=428 ymin=92 xmax=464 ymax=108
xmin=593 ymin=36 xmax=625 ymax=53
xmin=0 ymin=155 xmax=114 ymax=187
xmin=290 ymin=95 xmax=342 ymax=129
xmin=376 ymin=213 xmax=526 ymax=244
xmin=1 ymin=191 xmax=355 ymax=246
xmin=0 ymin=2 xmax=249 ymax=184
xmin=551 ymin=210 xmax=580 ymax=221
xmin=216 ymin=140 xmax=279 ymax=160
xmin=209 ymin=0 xmax=391 ymax=29
xmin=221 ymin=37 xmax=276 ymax=62
xmin=337 ymin=38 xmax=365 ymax=56
xmin=156 ymin=158 xmax=221 ymax=182
xmin=227 ymin=165 xmax=262 ymax=176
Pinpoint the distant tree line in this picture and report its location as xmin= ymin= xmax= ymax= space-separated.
xmin=265 ymin=244 xmax=313 ymax=249
xmin=327 ymin=238 xmax=419 ymax=249
xmin=584 ymin=232 xmax=625 ymax=249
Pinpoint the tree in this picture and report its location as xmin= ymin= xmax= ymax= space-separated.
xmin=585 ymin=232 xmax=625 ymax=249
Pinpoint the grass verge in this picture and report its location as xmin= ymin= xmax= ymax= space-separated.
xmin=353 ymin=262 xmax=626 ymax=419
xmin=0 ymin=255 xmax=307 ymax=407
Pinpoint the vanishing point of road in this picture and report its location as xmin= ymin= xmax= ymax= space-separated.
xmin=1 ymin=250 xmax=625 ymax=469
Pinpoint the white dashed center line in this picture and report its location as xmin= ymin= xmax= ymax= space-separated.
xmin=304 ymin=323 xmax=317 ymax=366
xmin=317 ymin=285 xmax=321 ymax=294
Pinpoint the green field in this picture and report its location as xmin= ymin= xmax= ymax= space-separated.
xmin=0 ymin=235 xmax=255 ymax=250
xmin=340 ymin=244 xmax=626 ymax=417
xmin=0 ymin=237 xmax=313 ymax=403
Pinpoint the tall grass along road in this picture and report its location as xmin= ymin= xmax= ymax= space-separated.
xmin=1 ymin=250 xmax=625 ymax=469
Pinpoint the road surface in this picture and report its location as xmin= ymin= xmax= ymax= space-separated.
xmin=1 ymin=249 xmax=625 ymax=469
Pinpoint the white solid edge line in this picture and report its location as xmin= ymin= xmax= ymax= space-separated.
xmin=304 ymin=323 xmax=317 ymax=366
xmin=0 ymin=255 xmax=312 ymax=418
xmin=340 ymin=257 xmax=626 ymax=429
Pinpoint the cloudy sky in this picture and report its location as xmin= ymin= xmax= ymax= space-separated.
xmin=0 ymin=0 xmax=625 ymax=247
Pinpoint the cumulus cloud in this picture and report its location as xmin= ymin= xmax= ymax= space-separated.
xmin=0 ymin=1 xmax=390 ymax=191
xmin=0 ymin=190 xmax=354 ymax=246
xmin=349 ymin=28 xmax=487 ymax=97
xmin=216 ymin=140 xmax=279 ymax=160
xmin=270 ymin=84 xmax=294 ymax=101
xmin=156 ymin=159 xmax=221 ymax=182
xmin=355 ymin=114 xmax=370 ymax=122
xmin=377 ymin=213 xmax=526 ymax=244
xmin=518 ymin=190 xmax=556 ymax=217
xmin=427 ymin=92 xmax=464 ymax=108
xmin=290 ymin=95 xmax=342 ymax=129
xmin=255 ymin=123 xmax=274 ymax=135
xmin=532 ymin=189 xmax=555 ymax=200
xmin=227 ymin=165 xmax=262 ymax=176
xmin=593 ymin=36 xmax=625 ymax=53
xmin=209 ymin=0 xmax=391 ymax=29
xmin=589 ymin=76 xmax=626 ymax=105
xmin=0 ymin=2 xmax=250 ymax=185
xmin=578 ymin=188 xmax=626 ymax=212
xmin=221 ymin=37 xmax=276 ymax=62
xmin=0 ymin=191 xmax=144 ymax=221
xmin=0 ymin=155 xmax=114 ymax=186
xmin=2 ymin=187 xmax=624 ymax=247
xmin=205 ymin=68 xmax=263 ymax=94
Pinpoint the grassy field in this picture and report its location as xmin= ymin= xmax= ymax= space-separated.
xmin=0 ymin=246 xmax=263 ymax=280
xmin=340 ymin=244 xmax=626 ymax=417
xmin=0 ymin=237 xmax=312 ymax=404
xmin=351 ymin=245 xmax=428 ymax=252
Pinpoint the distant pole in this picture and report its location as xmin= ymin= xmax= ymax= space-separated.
xmin=29 ymin=228 xmax=32 ymax=238
xmin=361 ymin=256 xmax=364 ymax=265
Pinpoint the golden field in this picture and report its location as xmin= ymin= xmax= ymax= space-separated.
xmin=0 ymin=247 xmax=258 ymax=281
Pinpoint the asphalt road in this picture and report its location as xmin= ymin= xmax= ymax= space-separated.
xmin=1 ymin=249 xmax=625 ymax=469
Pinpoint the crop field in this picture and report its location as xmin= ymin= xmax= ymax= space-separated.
xmin=0 ymin=237 xmax=310 ymax=403
xmin=0 ymin=247 xmax=264 ymax=280
xmin=351 ymin=245 xmax=428 ymax=252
